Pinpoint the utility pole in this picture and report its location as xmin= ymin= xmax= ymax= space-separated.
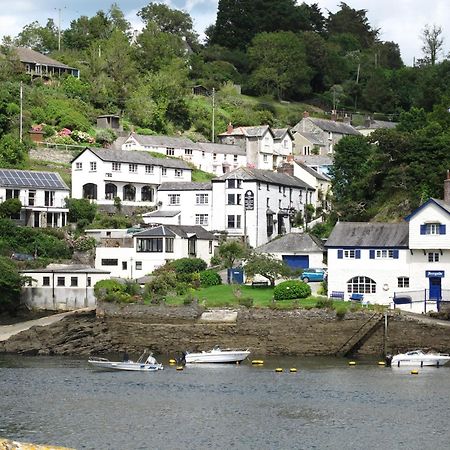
xmin=211 ymin=87 xmax=215 ymax=143
xmin=55 ymin=7 xmax=66 ymax=51
xmin=19 ymin=81 xmax=23 ymax=143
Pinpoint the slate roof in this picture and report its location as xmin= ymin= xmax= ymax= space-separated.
xmin=158 ymin=182 xmax=212 ymax=191
xmin=294 ymin=161 xmax=331 ymax=182
xmin=295 ymin=155 xmax=333 ymax=168
xmin=272 ymin=128 xmax=293 ymax=140
xmin=142 ymin=210 xmax=181 ymax=218
xmin=295 ymin=132 xmax=325 ymax=146
xmin=218 ymin=125 xmax=273 ymax=138
xmin=108 ymin=136 xmax=128 ymax=151
xmin=21 ymin=264 xmax=110 ymax=274
xmin=198 ymin=142 xmax=246 ymax=156
xmin=212 ymin=167 xmax=314 ymax=190
xmin=292 ymin=118 xmax=360 ymax=136
xmin=404 ymin=198 xmax=450 ymax=221
xmin=357 ymin=120 xmax=398 ymax=130
xmin=325 ymin=222 xmax=409 ymax=248
xmin=13 ymin=47 xmax=77 ymax=70
xmin=76 ymin=148 xmax=191 ymax=170
xmin=128 ymin=133 xmax=200 ymax=149
xmin=256 ymin=233 xmax=324 ymax=254
xmin=134 ymin=224 xmax=216 ymax=240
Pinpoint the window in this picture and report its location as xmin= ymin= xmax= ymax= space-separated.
xmin=398 ymin=277 xmax=409 ymax=288
xmin=227 ymin=215 xmax=241 ymax=229
xmin=223 ymin=154 xmax=227 ymax=161
xmin=347 ymin=276 xmax=376 ymax=294
xmin=213 ymin=153 xmax=217 ymax=160
xmin=43 ymin=276 xmax=50 ymax=286
xmin=376 ymin=250 xmax=394 ymax=259
xmin=227 ymin=194 xmax=241 ymax=205
xmin=141 ymin=186 xmax=154 ymax=202
xmin=70 ymin=277 xmax=78 ymax=287
xmin=145 ymin=165 xmax=154 ymax=174
xmin=112 ymin=162 xmax=121 ymax=171
xmin=196 ymin=194 xmax=209 ymax=205
xmin=6 ymin=189 xmax=20 ymax=199
xmin=168 ymin=194 xmax=180 ymax=205
xmin=175 ymin=169 xmax=183 ymax=177
xmin=28 ymin=190 xmax=36 ymax=206
xmin=227 ymin=179 xmax=242 ymax=189
xmin=185 ymin=149 xmax=193 ymax=155
xmin=166 ymin=148 xmax=175 ymax=156
xmin=267 ymin=214 xmax=274 ymax=236
xmin=195 ymin=214 xmax=209 ymax=225
xmin=122 ymin=261 xmax=128 ymax=270
xmin=90 ymin=162 xmax=97 ymax=172
xmin=303 ymin=145 xmax=311 ymax=155
xmin=234 ymin=155 xmax=238 ymax=162
xmin=266 ymin=198 xmax=270 ymax=207
xmin=263 ymin=154 xmax=268 ymax=163
xmin=101 ymin=259 xmax=118 ymax=266
xmin=266 ymin=183 xmax=270 ymax=191
xmin=328 ymin=132 xmax=332 ymax=140
xmin=279 ymin=186 xmax=282 ymax=193
xmin=137 ymin=238 xmax=163 ymax=252
xmin=44 ymin=191 xmax=55 ymax=207
xmin=209 ymin=240 xmax=213 ymax=254
xmin=129 ymin=164 xmax=138 ymax=173
xmin=279 ymin=199 xmax=282 ymax=208
xmin=123 ymin=184 xmax=136 ymax=201
xmin=87 ymin=277 xmax=91 ymax=287
xmin=202 ymin=151 xmax=205 ymax=157
xmin=337 ymin=249 xmax=361 ymax=259
xmin=57 ymin=277 xmax=65 ymax=287
xmin=283 ymin=187 xmax=286 ymax=197
xmin=75 ymin=162 xmax=82 ymax=170
xmin=421 ymin=223 xmax=446 ymax=235
xmin=162 ymin=168 xmax=167 ymax=176
xmin=428 ymin=252 xmax=440 ymax=262
xmin=135 ymin=261 xmax=142 ymax=270
xmin=165 ymin=238 xmax=174 ymax=253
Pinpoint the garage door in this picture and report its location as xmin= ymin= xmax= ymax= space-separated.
xmin=282 ymin=255 xmax=309 ymax=270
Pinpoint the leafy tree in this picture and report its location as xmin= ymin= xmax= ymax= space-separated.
xmin=66 ymin=198 xmax=97 ymax=227
xmin=15 ymin=19 xmax=59 ymax=53
xmin=170 ymin=257 xmax=207 ymax=274
xmin=217 ymin=240 xmax=248 ymax=283
xmin=244 ymin=253 xmax=292 ymax=287
xmin=0 ymin=134 xmax=28 ymax=168
xmin=0 ymin=256 xmax=27 ymax=313
xmin=0 ymin=198 xmax=22 ymax=219
xmin=420 ymin=24 xmax=444 ymax=66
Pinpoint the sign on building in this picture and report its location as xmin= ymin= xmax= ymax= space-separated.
xmin=244 ymin=190 xmax=254 ymax=210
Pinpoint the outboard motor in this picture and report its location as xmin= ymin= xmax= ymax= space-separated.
xmin=385 ymin=354 xmax=393 ymax=367
xmin=176 ymin=351 xmax=186 ymax=366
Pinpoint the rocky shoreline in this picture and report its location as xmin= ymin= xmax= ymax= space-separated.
xmin=2 ymin=303 xmax=450 ymax=357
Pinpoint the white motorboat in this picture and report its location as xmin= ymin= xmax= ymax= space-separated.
xmin=387 ymin=349 xmax=450 ymax=367
xmin=88 ymin=351 xmax=164 ymax=372
xmin=184 ymin=346 xmax=251 ymax=364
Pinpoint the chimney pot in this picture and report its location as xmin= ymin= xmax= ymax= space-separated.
xmin=303 ymin=111 xmax=309 ymax=119
xmin=227 ymin=122 xmax=233 ymax=133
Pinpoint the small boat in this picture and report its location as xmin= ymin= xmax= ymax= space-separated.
xmin=88 ymin=351 xmax=164 ymax=372
xmin=386 ymin=349 xmax=450 ymax=368
xmin=183 ymin=346 xmax=251 ymax=364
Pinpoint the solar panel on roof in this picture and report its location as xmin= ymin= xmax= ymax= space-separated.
xmin=0 ymin=169 xmax=67 ymax=189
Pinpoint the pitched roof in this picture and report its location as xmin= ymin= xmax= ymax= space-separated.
xmin=256 ymin=233 xmax=324 ymax=254
xmin=294 ymin=161 xmax=331 ymax=182
xmin=404 ymin=198 xmax=450 ymax=221
xmin=134 ymin=224 xmax=216 ymax=240
xmin=128 ymin=133 xmax=200 ymax=149
xmin=295 ymin=155 xmax=333 ymax=167
xmin=21 ymin=264 xmax=110 ymax=274
xmin=325 ymin=222 xmax=409 ymax=248
xmin=75 ymin=148 xmax=191 ymax=170
xmin=0 ymin=169 xmax=69 ymax=190
xmin=218 ymin=125 xmax=273 ymax=138
xmin=108 ymin=136 xmax=128 ymax=151
xmin=357 ymin=120 xmax=398 ymax=130
xmin=142 ymin=210 xmax=181 ymax=218
xmin=198 ymin=142 xmax=246 ymax=156
xmin=212 ymin=167 xmax=314 ymax=189
xmin=272 ymin=128 xmax=293 ymax=141
xmin=292 ymin=118 xmax=360 ymax=136
xmin=13 ymin=47 xmax=77 ymax=70
xmin=158 ymin=182 xmax=212 ymax=191
xmin=294 ymin=132 xmax=325 ymax=146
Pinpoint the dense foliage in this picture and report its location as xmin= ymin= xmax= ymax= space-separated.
xmin=244 ymin=253 xmax=293 ymax=287
xmin=273 ymin=280 xmax=311 ymax=300
xmin=199 ymin=269 xmax=222 ymax=287
xmin=0 ymin=256 xmax=27 ymax=313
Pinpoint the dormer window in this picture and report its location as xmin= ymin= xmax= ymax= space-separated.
xmin=421 ymin=223 xmax=446 ymax=235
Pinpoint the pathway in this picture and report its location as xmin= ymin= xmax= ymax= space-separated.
xmin=399 ymin=311 xmax=450 ymax=328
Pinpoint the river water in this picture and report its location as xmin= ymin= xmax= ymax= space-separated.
xmin=1 ymin=354 xmax=450 ymax=450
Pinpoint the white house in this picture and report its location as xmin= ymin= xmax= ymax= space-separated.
xmin=325 ymin=179 xmax=450 ymax=312
xmin=217 ymin=124 xmax=277 ymax=171
xmin=71 ymin=148 xmax=192 ymax=208
xmin=0 ymin=169 xmax=69 ymax=228
xmin=256 ymin=232 xmax=325 ymax=270
xmin=121 ymin=133 xmax=199 ymax=156
xmin=211 ymin=167 xmax=315 ymax=248
xmin=272 ymin=128 xmax=294 ymax=168
xmin=95 ymin=224 xmax=218 ymax=278
xmin=196 ymin=142 xmax=246 ymax=175
xmin=21 ymin=264 xmax=111 ymax=311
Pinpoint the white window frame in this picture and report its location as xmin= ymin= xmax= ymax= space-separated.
xmin=145 ymin=165 xmax=154 ymax=174
xmin=75 ymin=162 xmax=82 ymax=170
xmin=129 ymin=164 xmax=138 ymax=173
xmin=195 ymin=214 xmax=209 ymax=226
xmin=398 ymin=277 xmax=409 ymax=288
xmin=168 ymin=194 xmax=180 ymax=205
xmin=175 ymin=169 xmax=183 ymax=177
xmin=425 ymin=223 xmax=440 ymax=235
xmin=343 ymin=249 xmax=356 ymax=259
xmin=112 ymin=162 xmax=121 ymax=172
xmin=90 ymin=162 xmax=97 ymax=172
xmin=428 ymin=252 xmax=440 ymax=262
xmin=375 ymin=249 xmax=394 ymax=259
xmin=162 ymin=168 xmax=167 ymax=176
xmin=196 ymin=194 xmax=209 ymax=205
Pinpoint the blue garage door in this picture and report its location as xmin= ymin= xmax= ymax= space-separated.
xmin=282 ymin=255 xmax=309 ymax=270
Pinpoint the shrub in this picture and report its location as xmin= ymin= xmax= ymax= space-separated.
xmin=209 ymin=255 xmax=221 ymax=266
xmin=171 ymin=257 xmax=207 ymax=274
xmin=273 ymin=280 xmax=311 ymax=301
xmin=200 ymin=270 xmax=221 ymax=287
xmin=316 ymin=298 xmax=334 ymax=309
xmin=335 ymin=307 xmax=346 ymax=320
xmin=94 ymin=279 xmax=126 ymax=301
xmin=238 ymin=297 xmax=254 ymax=308
xmin=104 ymin=291 xmax=132 ymax=303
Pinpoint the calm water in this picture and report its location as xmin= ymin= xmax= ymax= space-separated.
xmin=1 ymin=354 xmax=450 ymax=450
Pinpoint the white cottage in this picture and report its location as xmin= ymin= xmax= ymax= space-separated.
xmin=95 ymin=224 xmax=218 ymax=278
xmin=71 ymin=148 xmax=192 ymax=208
xmin=0 ymin=169 xmax=69 ymax=228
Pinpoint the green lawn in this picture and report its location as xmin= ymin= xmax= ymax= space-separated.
xmin=164 ymin=284 xmax=359 ymax=310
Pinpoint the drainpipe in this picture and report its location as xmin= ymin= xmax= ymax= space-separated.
xmin=52 ymin=270 xmax=55 ymax=310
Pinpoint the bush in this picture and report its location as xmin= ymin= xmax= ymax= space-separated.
xmin=104 ymin=291 xmax=132 ymax=303
xmin=171 ymin=257 xmax=207 ymax=274
xmin=273 ymin=280 xmax=311 ymax=301
xmin=238 ymin=297 xmax=254 ymax=308
xmin=94 ymin=279 xmax=126 ymax=302
xmin=200 ymin=269 xmax=221 ymax=287
xmin=209 ymin=255 xmax=221 ymax=266
xmin=316 ymin=298 xmax=334 ymax=309
xmin=335 ymin=307 xmax=346 ymax=320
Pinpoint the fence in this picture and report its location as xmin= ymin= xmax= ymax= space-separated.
xmin=393 ymin=289 xmax=450 ymax=313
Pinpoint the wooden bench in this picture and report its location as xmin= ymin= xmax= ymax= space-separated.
xmin=252 ymin=281 xmax=269 ymax=288
xmin=350 ymin=293 xmax=364 ymax=302
xmin=330 ymin=291 xmax=345 ymax=300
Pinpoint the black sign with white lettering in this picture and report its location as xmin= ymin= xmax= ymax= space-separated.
xmin=244 ymin=190 xmax=254 ymax=210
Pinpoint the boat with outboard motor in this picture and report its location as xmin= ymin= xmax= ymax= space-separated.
xmin=182 ymin=346 xmax=251 ymax=364
xmin=386 ymin=349 xmax=450 ymax=367
xmin=88 ymin=351 xmax=164 ymax=372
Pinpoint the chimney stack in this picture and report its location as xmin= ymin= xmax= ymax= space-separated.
xmin=278 ymin=162 xmax=294 ymax=177
xmin=303 ymin=111 xmax=309 ymax=119
xmin=331 ymin=110 xmax=337 ymax=121
xmin=227 ymin=122 xmax=233 ymax=134
xmin=445 ymin=170 xmax=450 ymax=204
xmin=343 ymin=114 xmax=351 ymax=124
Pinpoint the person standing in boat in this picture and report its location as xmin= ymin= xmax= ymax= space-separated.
xmin=123 ymin=349 xmax=129 ymax=362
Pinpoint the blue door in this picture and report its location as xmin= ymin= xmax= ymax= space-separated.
xmin=282 ymin=255 xmax=309 ymax=270
xmin=228 ymin=268 xmax=244 ymax=284
xmin=429 ymin=277 xmax=442 ymax=300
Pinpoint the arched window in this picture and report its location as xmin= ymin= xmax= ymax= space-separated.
xmin=141 ymin=186 xmax=154 ymax=202
xmin=82 ymin=183 xmax=97 ymax=200
xmin=123 ymin=184 xmax=136 ymax=201
xmin=105 ymin=183 xmax=117 ymax=200
xmin=347 ymin=276 xmax=376 ymax=294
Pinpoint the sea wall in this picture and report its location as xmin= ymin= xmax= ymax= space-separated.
xmin=3 ymin=304 xmax=450 ymax=357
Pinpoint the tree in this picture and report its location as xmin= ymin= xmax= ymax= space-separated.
xmin=66 ymin=198 xmax=97 ymax=228
xmin=217 ymin=240 xmax=248 ymax=283
xmin=15 ymin=19 xmax=59 ymax=53
xmin=420 ymin=24 xmax=444 ymax=65
xmin=0 ymin=256 xmax=27 ymax=313
xmin=0 ymin=134 xmax=28 ymax=168
xmin=244 ymin=253 xmax=292 ymax=287
xmin=0 ymin=198 xmax=22 ymax=219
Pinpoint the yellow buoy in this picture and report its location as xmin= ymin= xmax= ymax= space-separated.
xmin=378 ymin=361 xmax=386 ymax=366
xmin=348 ymin=361 xmax=356 ymax=366
xmin=169 ymin=359 xmax=176 ymax=364
xmin=289 ymin=368 xmax=297 ymax=373
xmin=275 ymin=368 xmax=283 ymax=373
xmin=252 ymin=360 xmax=264 ymax=365
xmin=176 ymin=366 xmax=184 ymax=371
xmin=411 ymin=369 xmax=419 ymax=375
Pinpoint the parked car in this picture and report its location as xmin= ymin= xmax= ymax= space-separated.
xmin=300 ymin=268 xmax=327 ymax=283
